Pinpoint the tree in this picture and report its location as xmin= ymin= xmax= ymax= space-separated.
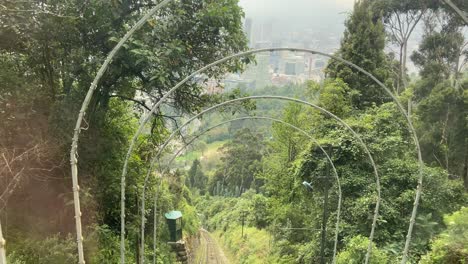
xmin=411 ymin=20 xmax=467 ymax=91
xmin=414 ymin=79 xmax=468 ymax=188
xmin=377 ymin=0 xmax=466 ymax=94
xmin=0 ymin=0 xmax=250 ymax=113
xmin=197 ymin=141 xmax=208 ymax=157
xmin=410 ymin=12 xmax=467 ymax=188
xmin=187 ymin=159 xmax=207 ymax=193
xmin=378 ymin=0 xmax=430 ymax=94
xmin=261 ymin=89 xmax=467 ymax=261
xmin=216 ymin=128 xmax=264 ymax=195
xmin=0 ymin=0 xmax=251 ymax=261
xmin=326 ymin=0 xmax=391 ymax=108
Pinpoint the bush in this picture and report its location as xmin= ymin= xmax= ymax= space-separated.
xmin=7 ymin=235 xmax=76 ymax=264
xmin=336 ymin=235 xmax=393 ymax=264
xmin=86 ymin=225 xmax=126 ymax=264
xmin=420 ymin=207 xmax=468 ymax=263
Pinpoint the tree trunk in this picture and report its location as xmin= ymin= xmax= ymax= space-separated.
xmin=136 ymin=234 xmax=140 ymax=264
xmin=397 ymin=43 xmax=404 ymax=94
xmin=401 ymin=40 xmax=408 ymax=90
xmin=0 ymin=220 xmax=6 ymax=264
xmin=153 ymin=188 xmax=158 ymax=264
xmin=319 ymin=153 xmax=331 ymax=264
xmin=463 ymin=147 xmax=468 ymax=190
xmin=407 ymin=95 xmax=412 ymax=119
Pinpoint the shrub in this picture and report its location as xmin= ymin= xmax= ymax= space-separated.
xmin=336 ymin=235 xmax=393 ymax=264
xmin=420 ymin=207 xmax=468 ymax=263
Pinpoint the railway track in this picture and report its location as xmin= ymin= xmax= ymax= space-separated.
xmin=199 ymin=229 xmax=229 ymax=264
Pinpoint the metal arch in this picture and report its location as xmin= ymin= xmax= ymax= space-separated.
xmin=68 ymin=0 xmax=468 ymax=255
xmin=68 ymin=1 xmax=174 ymax=263
xmin=67 ymin=2 xmax=425 ymax=260
xmin=118 ymin=47 xmax=424 ymax=263
xmin=139 ymin=95 xmax=381 ymax=262
xmin=443 ymin=0 xmax=468 ymax=25
xmin=150 ymin=116 xmax=343 ymax=263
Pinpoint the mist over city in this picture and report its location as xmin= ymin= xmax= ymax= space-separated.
xmin=240 ymin=0 xmax=353 ymax=48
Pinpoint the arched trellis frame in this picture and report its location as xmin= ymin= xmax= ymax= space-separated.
xmin=116 ymin=46 xmax=424 ymax=264
xmin=69 ymin=1 xmax=173 ymax=263
xmin=443 ymin=0 xmax=468 ymax=24
xmin=146 ymin=116 xmax=343 ymax=264
xmin=69 ymin=6 xmax=432 ymax=264
xmin=139 ymin=96 xmax=381 ymax=264
xmin=71 ymin=46 xmax=422 ymax=264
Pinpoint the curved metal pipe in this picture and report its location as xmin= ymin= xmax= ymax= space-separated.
xmin=155 ymin=116 xmax=342 ymax=263
xmin=68 ymin=1 xmax=173 ymax=262
xmin=140 ymin=96 xmax=380 ymax=262
xmin=68 ymin=0 xmax=441 ymax=260
xmin=443 ymin=0 xmax=468 ymax=24
xmin=119 ymin=47 xmax=423 ymax=262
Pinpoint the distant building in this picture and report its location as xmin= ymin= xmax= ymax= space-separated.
xmin=284 ymin=62 xmax=296 ymax=75
xmin=261 ymin=21 xmax=273 ymax=41
xmin=223 ymin=78 xmax=256 ymax=90
xmin=281 ymin=55 xmax=305 ymax=76
xmin=254 ymin=41 xmax=272 ymax=49
xmin=271 ymin=73 xmax=307 ymax=86
xmin=244 ymin=53 xmax=272 ymax=88
xmin=223 ymin=73 xmax=256 ymax=90
xmin=315 ymin=59 xmax=326 ymax=68
xmin=244 ymin=18 xmax=253 ymax=47
xmin=270 ymin=41 xmax=282 ymax=71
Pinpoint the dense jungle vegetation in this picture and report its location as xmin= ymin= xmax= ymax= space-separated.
xmin=0 ymin=0 xmax=467 ymax=263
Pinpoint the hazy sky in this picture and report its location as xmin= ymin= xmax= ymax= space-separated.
xmin=238 ymin=0 xmax=356 ymax=33
xmin=238 ymin=0 xmax=423 ymax=72
xmin=239 ymin=0 xmax=355 ymax=16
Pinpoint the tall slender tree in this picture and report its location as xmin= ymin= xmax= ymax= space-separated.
xmin=326 ymin=0 xmax=391 ymax=109
xmin=379 ymin=0 xmax=430 ymax=94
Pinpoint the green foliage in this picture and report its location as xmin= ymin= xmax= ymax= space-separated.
xmin=411 ymin=28 xmax=466 ymax=86
xmin=2 ymin=0 xmax=468 ymax=263
xmin=420 ymin=207 xmax=468 ymax=263
xmin=180 ymin=198 xmax=201 ymax=236
xmin=1 ymin=0 xmax=251 ymax=261
xmin=86 ymin=225 xmax=135 ymax=264
xmin=308 ymin=79 xmax=353 ymax=117
xmin=209 ymin=128 xmax=264 ymax=195
xmin=214 ymin=226 xmax=276 ymax=264
xmin=250 ymin=194 xmax=269 ymax=229
xmin=196 ymin=192 xmax=288 ymax=263
xmin=186 ymin=159 xmax=208 ymax=194
xmin=7 ymin=235 xmax=77 ymax=264
xmin=414 ymin=79 xmax=467 ymax=183
xmin=193 ymin=1 xmax=467 ymax=262
xmin=255 ymin=81 xmax=467 ymax=261
xmin=336 ymin=235 xmax=394 ymax=264
xmin=326 ymin=0 xmax=391 ymax=108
